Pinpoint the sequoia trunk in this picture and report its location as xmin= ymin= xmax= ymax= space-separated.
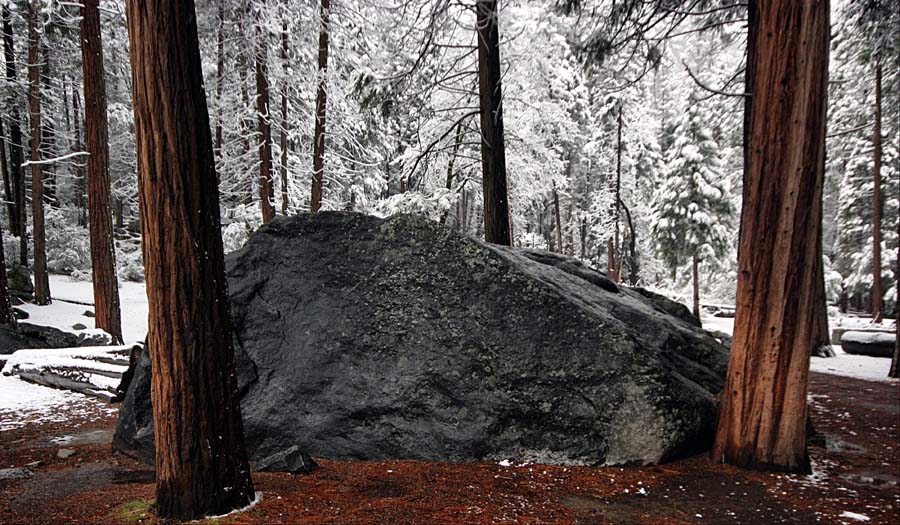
xmin=81 ymin=0 xmax=123 ymax=343
xmin=124 ymin=0 xmax=255 ymax=518
xmin=713 ymin=0 xmax=829 ymax=473
xmin=27 ymin=1 xmax=49 ymax=305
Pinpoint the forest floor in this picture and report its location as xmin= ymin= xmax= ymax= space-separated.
xmin=0 ymin=370 xmax=897 ymax=525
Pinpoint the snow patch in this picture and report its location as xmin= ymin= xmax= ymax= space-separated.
xmin=839 ymin=511 xmax=870 ymax=521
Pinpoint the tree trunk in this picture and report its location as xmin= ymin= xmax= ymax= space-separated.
xmin=891 ymin=164 xmax=899 ymax=379
xmin=310 ymin=0 xmax=330 ymax=212
xmin=0 ymin=224 xmax=14 ymax=326
xmin=713 ymin=0 xmax=829 ymax=474
xmin=0 ymin=118 xmax=13 ymax=232
xmin=811 ymin=220 xmax=834 ymax=357
xmin=476 ymin=0 xmax=511 ymax=246
xmin=552 ymin=182 xmax=563 ymax=253
xmin=280 ymin=20 xmax=289 ymax=215
xmin=439 ymin=122 xmax=463 ymax=225
xmin=72 ymin=89 xmax=87 ymax=227
xmin=614 ymin=103 xmax=622 ymax=282
xmin=81 ymin=0 xmax=123 ymax=344
xmin=871 ymin=61 xmax=883 ymax=322
xmin=692 ymin=254 xmax=700 ymax=318
xmin=3 ymin=5 xmax=25 ymax=258
xmin=27 ymin=1 xmax=49 ymax=305
xmin=256 ymin=24 xmax=275 ymax=224
xmin=123 ymin=0 xmax=255 ymax=518
xmin=237 ymin=52 xmax=254 ymax=207
xmin=214 ymin=1 xmax=225 ymax=163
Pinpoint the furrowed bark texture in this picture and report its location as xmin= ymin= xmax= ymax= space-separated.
xmin=27 ymin=1 xmax=49 ymax=305
xmin=124 ymin=0 xmax=255 ymax=519
xmin=476 ymin=0 xmax=511 ymax=246
xmin=713 ymin=0 xmax=829 ymax=474
xmin=81 ymin=0 xmax=123 ymax=343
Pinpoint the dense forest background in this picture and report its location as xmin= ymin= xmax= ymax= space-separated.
xmin=0 ymin=0 xmax=896 ymax=313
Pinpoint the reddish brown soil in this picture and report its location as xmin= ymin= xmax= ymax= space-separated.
xmin=1 ymin=371 xmax=897 ymax=524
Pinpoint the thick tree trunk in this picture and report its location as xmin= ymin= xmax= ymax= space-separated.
xmin=3 ymin=5 xmax=25 ymax=260
xmin=280 ymin=21 xmax=289 ymax=215
xmin=713 ymin=0 xmax=829 ymax=474
xmin=476 ymin=0 xmax=511 ymax=246
xmin=124 ymin=0 xmax=255 ymax=519
xmin=256 ymin=26 xmax=275 ymax=224
xmin=310 ymin=0 xmax=330 ymax=212
xmin=81 ymin=0 xmax=123 ymax=344
xmin=692 ymin=254 xmax=700 ymax=318
xmin=871 ymin=61 xmax=883 ymax=322
xmin=72 ymin=89 xmax=87 ymax=227
xmin=27 ymin=1 xmax=49 ymax=305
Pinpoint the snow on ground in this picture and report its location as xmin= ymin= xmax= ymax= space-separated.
xmin=701 ymin=313 xmax=898 ymax=383
xmin=810 ymin=347 xmax=897 ymax=383
xmin=0 ymin=372 xmax=117 ymax=431
xmin=16 ymin=274 xmax=148 ymax=344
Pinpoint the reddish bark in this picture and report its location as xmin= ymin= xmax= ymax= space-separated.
xmin=80 ymin=0 xmax=123 ymax=343
xmin=713 ymin=0 xmax=829 ymax=473
xmin=27 ymin=1 xmax=49 ymax=305
xmin=124 ymin=0 xmax=255 ymax=518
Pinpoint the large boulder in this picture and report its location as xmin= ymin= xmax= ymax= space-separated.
xmin=0 ymin=322 xmax=110 ymax=355
xmin=115 ymin=212 xmax=729 ymax=466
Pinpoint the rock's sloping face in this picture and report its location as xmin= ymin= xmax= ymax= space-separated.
xmin=115 ymin=212 xmax=729 ymax=466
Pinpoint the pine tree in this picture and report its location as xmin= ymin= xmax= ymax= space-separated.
xmin=651 ymin=97 xmax=733 ymax=317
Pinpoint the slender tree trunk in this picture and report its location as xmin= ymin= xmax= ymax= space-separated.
xmin=81 ymin=0 xmax=123 ymax=344
xmin=871 ymin=61 xmax=883 ymax=322
xmin=115 ymin=198 xmax=124 ymax=229
xmin=27 ymin=1 xmax=49 ymax=305
xmin=692 ymin=254 xmax=700 ymax=318
xmin=811 ymin=219 xmax=834 ymax=357
xmin=124 ymin=0 xmax=255 ymax=518
xmin=256 ymin=23 xmax=275 ymax=224
xmin=614 ymin=104 xmax=622 ymax=282
xmin=891 ymin=167 xmax=899 ymax=378
xmin=0 ymin=119 xmax=13 ymax=232
xmin=310 ymin=0 xmax=330 ymax=212
xmin=0 ymin=224 xmax=14 ymax=326
xmin=237 ymin=53 xmax=254 ymax=206
xmin=460 ymin=186 xmax=468 ymax=234
xmin=3 ymin=5 xmax=25 ymax=260
xmin=280 ymin=20 xmax=289 ymax=214
xmin=72 ymin=89 xmax=87 ymax=227
xmin=713 ymin=0 xmax=829 ymax=474
xmin=476 ymin=0 xmax=511 ymax=245
xmin=439 ymin=122 xmax=463 ymax=225
xmin=214 ymin=1 xmax=225 ymax=163
xmin=552 ymin=182 xmax=562 ymax=253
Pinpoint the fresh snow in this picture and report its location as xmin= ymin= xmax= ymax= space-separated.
xmin=839 ymin=511 xmax=871 ymax=522
xmin=16 ymin=274 xmax=148 ymax=343
xmin=701 ymin=314 xmax=898 ymax=383
xmin=0 ymin=373 xmax=116 ymax=431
